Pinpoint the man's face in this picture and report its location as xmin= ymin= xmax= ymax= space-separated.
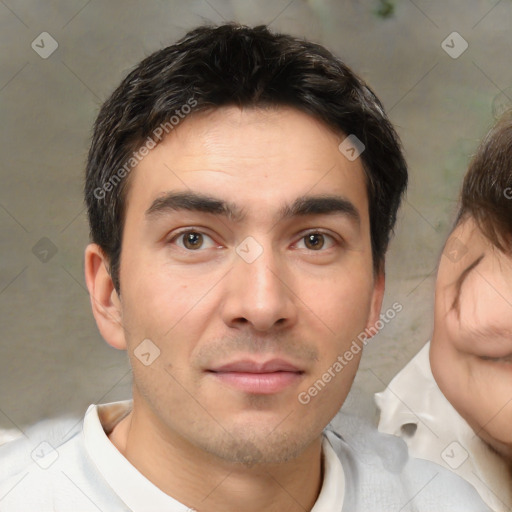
xmin=110 ymin=106 xmax=382 ymax=464
xmin=431 ymin=217 xmax=512 ymax=459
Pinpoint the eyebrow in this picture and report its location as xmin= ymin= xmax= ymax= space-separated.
xmin=145 ymin=191 xmax=361 ymax=225
xmin=278 ymin=195 xmax=360 ymax=225
xmin=145 ymin=191 xmax=245 ymax=222
xmin=451 ymin=254 xmax=485 ymax=314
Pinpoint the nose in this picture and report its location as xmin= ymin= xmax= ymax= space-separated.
xmin=220 ymin=243 xmax=298 ymax=332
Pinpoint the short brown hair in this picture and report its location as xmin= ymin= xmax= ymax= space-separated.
xmin=456 ymin=111 xmax=512 ymax=252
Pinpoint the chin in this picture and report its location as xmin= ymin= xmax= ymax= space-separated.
xmin=480 ymin=432 xmax=512 ymax=465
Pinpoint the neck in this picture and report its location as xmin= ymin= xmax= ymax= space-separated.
xmin=108 ymin=398 xmax=324 ymax=512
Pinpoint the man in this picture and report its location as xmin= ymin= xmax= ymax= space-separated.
xmin=377 ymin=112 xmax=512 ymax=511
xmin=0 ymin=24 xmax=489 ymax=511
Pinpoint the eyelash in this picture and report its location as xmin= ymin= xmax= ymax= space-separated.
xmin=170 ymin=229 xmax=219 ymax=250
xmin=294 ymin=231 xmax=338 ymax=251
xmin=168 ymin=228 xmax=339 ymax=251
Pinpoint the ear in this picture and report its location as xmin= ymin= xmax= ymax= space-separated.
xmin=365 ymin=269 xmax=385 ymax=335
xmin=84 ymin=243 xmax=126 ymax=350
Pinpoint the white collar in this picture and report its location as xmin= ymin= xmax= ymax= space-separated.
xmin=375 ymin=342 xmax=512 ymax=512
xmin=83 ymin=401 xmax=344 ymax=512
xmin=312 ymin=431 xmax=345 ymax=512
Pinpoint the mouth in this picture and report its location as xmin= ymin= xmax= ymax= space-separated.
xmin=206 ymin=359 xmax=305 ymax=394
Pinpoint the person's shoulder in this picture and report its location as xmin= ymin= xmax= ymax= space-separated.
xmin=0 ymin=416 xmax=78 ymax=509
xmin=0 ymin=415 xmax=80 ymax=475
xmin=326 ymin=411 xmax=491 ymax=512
xmin=0 ymin=414 xmax=127 ymax=511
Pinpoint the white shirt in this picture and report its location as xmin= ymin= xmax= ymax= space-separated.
xmin=83 ymin=400 xmax=345 ymax=512
xmin=375 ymin=342 xmax=512 ymax=512
xmin=0 ymin=398 xmax=492 ymax=511
xmin=0 ymin=429 xmax=22 ymax=446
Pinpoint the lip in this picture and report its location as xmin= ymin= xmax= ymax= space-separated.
xmin=209 ymin=358 xmax=302 ymax=373
xmin=207 ymin=358 xmax=304 ymax=394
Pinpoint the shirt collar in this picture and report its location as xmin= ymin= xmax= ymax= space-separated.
xmin=313 ymin=432 xmax=345 ymax=512
xmin=83 ymin=401 xmax=190 ymax=512
xmin=83 ymin=400 xmax=344 ymax=512
xmin=375 ymin=342 xmax=512 ymax=512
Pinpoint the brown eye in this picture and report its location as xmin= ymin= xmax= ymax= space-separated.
xmin=171 ymin=230 xmax=217 ymax=252
xmin=304 ymin=233 xmax=325 ymax=250
xmin=182 ymin=232 xmax=204 ymax=250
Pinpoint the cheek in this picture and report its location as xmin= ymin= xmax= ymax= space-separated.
xmin=119 ymin=263 xmax=209 ymax=360
xmin=432 ymin=300 xmax=512 ymax=443
xmin=479 ymin=405 xmax=512 ymax=449
xmin=432 ymin=342 xmax=512 ymax=445
xmin=430 ymin=326 xmax=480 ymax=425
xmin=313 ymin=274 xmax=374 ymax=334
xmin=294 ymin=272 xmax=374 ymax=396
xmin=464 ymin=365 xmax=512 ymax=438
xmin=430 ymin=338 xmax=464 ymax=400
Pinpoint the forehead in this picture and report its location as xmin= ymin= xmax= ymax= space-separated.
xmin=124 ymin=106 xmax=369 ymax=225
xmin=440 ymin=218 xmax=512 ymax=317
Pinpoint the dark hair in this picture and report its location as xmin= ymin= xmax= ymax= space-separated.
xmin=455 ymin=111 xmax=512 ymax=252
xmin=85 ymin=23 xmax=408 ymax=293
